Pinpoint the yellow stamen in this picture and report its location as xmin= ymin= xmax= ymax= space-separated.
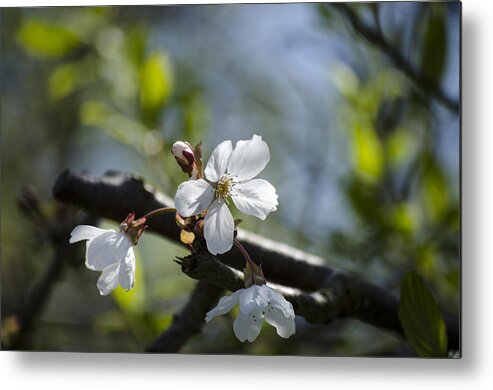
xmin=215 ymin=176 xmax=233 ymax=200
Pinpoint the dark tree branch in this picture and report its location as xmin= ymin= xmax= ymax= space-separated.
xmin=177 ymin=252 xmax=353 ymax=325
xmin=146 ymin=281 xmax=224 ymax=353
xmin=53 ymin=169 xmax=337 ymax=292
xmin=10 ymin=243 xmax=71 ymax=349
xmin=10 ymin=211 xmax=97 ymax=350
xmin=331 ymin=3 xmax=459 ymax=113
xmin=53 ymin=169 xmax=459 ymax=351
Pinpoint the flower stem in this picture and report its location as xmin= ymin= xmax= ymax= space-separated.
xmin=142 ymin=207 xmax=176 ymax=220
xmin=233 ymin=238 xmax=254 ymax=266
xmin=234 ymin=238 xmax=266 ymax=287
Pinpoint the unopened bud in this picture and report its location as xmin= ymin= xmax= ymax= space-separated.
xmin=175 ymin=212 xmax=187 ymax=229
xmin=120 ymin=212 xmax=147 ymax=245
xmin=194 ymin=219 xmax=204 ymax=236
xmin=172 ymin=141 xmax=195 ymax=175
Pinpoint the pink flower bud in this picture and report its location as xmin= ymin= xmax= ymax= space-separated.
xmin=171 ymin=141 xmax=195 ymax=174
xmin=120 ymin=212 xmax=147 ymax=245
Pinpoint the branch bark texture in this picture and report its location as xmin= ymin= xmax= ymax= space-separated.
xmin=53 ymin=169 xmax=459 ymax=351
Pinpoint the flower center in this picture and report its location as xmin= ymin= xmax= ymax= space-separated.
xmin=215 ymin=175 xmax=234 ymax=200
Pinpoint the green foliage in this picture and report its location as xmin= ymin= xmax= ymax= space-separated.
xmin=386 ymin=127 xmax=417 ymax=168
xmin=125 ymin=27 xmax=146 ymax=68
xmin=398 ymin=271 xmax=448 ymax=357
xmin=390 ymin=202 xmax=417 ymax=237
xmin=351 ymin=123 xmax=384 ymax=182
xmin=330 ymin=7 xmax=459 ymax=317
xmin=345 ymin=177 xmax=384 ymax=226
xmin=80 ymin=101 xmax=147 ymax=150
xmin=420 ymin=4 xmax=447 ymax=84
xmin=17 ymin=20 xmax=82 ymax=59
xmin=48 ymin=63 xmax=78 ymax=101
xmin=48 ymin=60 xmax=95 ymax=101
xmin=139 ymin=52 xmax=173 ymax=125
xmin=421 ymin=159 xmax=451 ymax=223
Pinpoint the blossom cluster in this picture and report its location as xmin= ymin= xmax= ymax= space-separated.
xmin=69 ymin=134 xmax=295 ymax=343
xmin=175 ymin=135 xmax=278 ymax=254
xmin=206 ymin=284 xmax=295 ymax=342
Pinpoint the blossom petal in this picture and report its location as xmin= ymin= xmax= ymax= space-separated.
xmin=204 ymin=199 xmax=234 ymax=255
xmin=97 ymin=263 xmax=120 ymax=296
xmin=232 ymin=312 xmax=249 ymax=342
xmin=118 ymin=247 xmax=136 ymax=291
xmin=204 ymin=140 xmax=233 ymax=183
xmin=260 ymin=285 xmax=295 ymax=338
xmin=231 ymin=179 xmax=278 ymax=220
xmin=86 ymin=231 xmax=130 ymax=271
xmin=238 ymin=285 xmax=268 ymax=314
xmin=227 ymin=135 xmax=270 ymax=181
xmin=174 ymin=179 xmax=214 ymax=217
xmin=69 ymin=225 xmax=109 ymax=243
xmin=264 ymin=307 xmax=296 ymax=339
xmin=205 ymin=289 xmax=243 ymax=322
xmin=263 ymin=285 xmax=296 ymax=319
xmin=233 ymin=311 xmax=263 ymax=342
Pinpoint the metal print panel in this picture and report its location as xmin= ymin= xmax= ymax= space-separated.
xmin=0 ymin=2 xmax=461 ymax=357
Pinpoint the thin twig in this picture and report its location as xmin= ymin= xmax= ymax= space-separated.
xmin=331 ymin=3 xmax=459 ymax=113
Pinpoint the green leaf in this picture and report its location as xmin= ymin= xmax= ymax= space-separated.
xmin=421 ymin=160 xmax=450 ymax=222
xmin=345 ymin=176 xmax=384 ymax=226
xmin=48 ymin=58 xmax=96 ymax=101
xmin=420 ymin=4 xmax=447 ymax=84
xmin=330 ymin=61 xmax=359 ymax=98
xmin=48 ymin=63 xmax=77 ymax=101
xmin=351 ymin=123 xmax=384 ymax=182
xmin=398 ymin=271 xmax=448 ymax=357
xmin=126 ymin=27 xmax=146 ymax=68
xmin=391 ymin=202 xmax=417 ymax=237
xmin=139 ymin=52 xmax=173 ymax=121
xmin=386 ymin=127 xmax=416 ymax=168
xmin=17 ymin=20 xmax=82 ymax=59
xmin=79 ymin=101 xmax=147 ymax=151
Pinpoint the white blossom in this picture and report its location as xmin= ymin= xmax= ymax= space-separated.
xmin=69 ymin=225 xmax=135 ymax=296
xmin=174 ymin=134 xmax=278 ymax=255
xmin=205 ymin=284 xmax=295 ymax=342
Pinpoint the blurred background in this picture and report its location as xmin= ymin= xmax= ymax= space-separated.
xmin=1 ymin=2 xmax=460 ymax=355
